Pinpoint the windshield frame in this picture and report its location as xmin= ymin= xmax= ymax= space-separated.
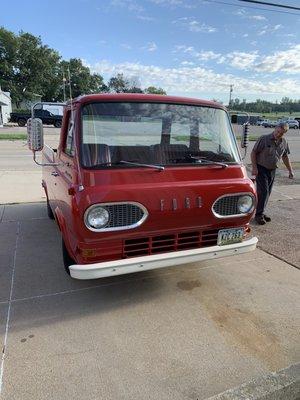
xmin=79 ymin=101 xmax=242 ymax=170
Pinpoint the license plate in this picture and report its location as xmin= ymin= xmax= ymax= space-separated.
xmin=217 ymin=228 xmax=244 ymax=246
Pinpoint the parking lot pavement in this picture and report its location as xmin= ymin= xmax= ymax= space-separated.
xmin=0 ymin=203 xmax=299 ymax=400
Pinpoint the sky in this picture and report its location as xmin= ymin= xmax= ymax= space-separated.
xmin=1 ymin=0 xmax=300 ymax=103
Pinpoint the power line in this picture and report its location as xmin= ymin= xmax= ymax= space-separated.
xmin=202 ymin=0 xmax=300 ymax=16
xmin=239 ymin=0 xmax=300 ymax=11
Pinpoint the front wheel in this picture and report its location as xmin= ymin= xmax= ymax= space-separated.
xmin=62 ymin=238 xmax=75 ymax=275
xmin=47 ymin=200 xmax=55 ymax=220
xmin=54 ymin=120 xmax=62 ymax=128
xmin=18 ymin=118 xmax=27 ymax=127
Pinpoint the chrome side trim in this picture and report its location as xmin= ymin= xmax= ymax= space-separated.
xmin=84 ymin=201 xmax=149 ymax=232
xmin=212 ymin=192 xmax=256 ymax=219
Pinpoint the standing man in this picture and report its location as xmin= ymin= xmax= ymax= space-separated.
xmin=251 ymin=122 xmax=294 ymax=225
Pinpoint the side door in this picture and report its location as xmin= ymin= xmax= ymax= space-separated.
xmin=52 ymin=112 xmax=76 ymax=228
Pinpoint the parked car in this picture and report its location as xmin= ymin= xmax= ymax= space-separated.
xmin=26 ymin=94 xmax=258 ymax=280
xmin=284 ymin=119 xmax=299 ymax=129
xmin=10 ymin=108 xmax=63 ymax=127
xmin=261 ymin=120 xmax=277 ymax=128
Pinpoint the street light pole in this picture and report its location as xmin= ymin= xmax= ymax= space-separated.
xmin=228 ymin=84 xmax=234 ymax=109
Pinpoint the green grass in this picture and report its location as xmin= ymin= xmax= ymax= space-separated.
xmin=236 ymin=135 xmax=257 ymax=141
xmin=0 ymin=133 xmax=27 ymax=140
xmin=230 ymin=110 xmax=300 ymax=119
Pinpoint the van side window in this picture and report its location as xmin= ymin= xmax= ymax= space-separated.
xmin=65 ymin=117 xmax=75 ymax=156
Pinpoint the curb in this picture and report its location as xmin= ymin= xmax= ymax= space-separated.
xmin=207 ymin=363 xmax=300 ymax=400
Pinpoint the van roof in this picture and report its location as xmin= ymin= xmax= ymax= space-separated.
xmin=70 ymin=93 xmax=226 ymax=110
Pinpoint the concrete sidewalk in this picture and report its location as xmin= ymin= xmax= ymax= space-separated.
xmin=0 ymin=203 xmax=299 ymax=400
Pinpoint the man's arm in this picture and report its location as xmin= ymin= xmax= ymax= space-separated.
xmin=282 ymin=154 xmax=294 ymax=178
xmin=251 ymin=150 xmax=258 ymax=176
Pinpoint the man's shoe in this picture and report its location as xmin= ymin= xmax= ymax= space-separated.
xmin=255 ymin=216 xmax=266 ymax=225
xmin=263 ymin=215 xmax=271 ymax=222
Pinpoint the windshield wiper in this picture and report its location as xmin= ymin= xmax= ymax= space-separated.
xmin=120 ymin=160 xmax=165 ymax=171
xmin=187 ymin=155 xmax=228 ymax=168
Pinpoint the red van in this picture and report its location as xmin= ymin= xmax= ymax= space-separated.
xmin=27 ymin=94 xmax=257 ymax=279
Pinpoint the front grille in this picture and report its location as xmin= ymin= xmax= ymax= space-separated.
xmin=104 ymin=203 xmax=145 ymax=228
xmin=124 ymin=229 xmax=218 ymax=258
xmin=213 ymin=195 xmax=241 ymax=216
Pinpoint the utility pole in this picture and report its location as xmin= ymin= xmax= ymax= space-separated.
xmin=62 ymin=70 xmax=66 ymax=102
xmin=228 ymin=84 xmax=234 ymax=109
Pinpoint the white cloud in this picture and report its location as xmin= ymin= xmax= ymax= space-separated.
xmin=225 ymin=51 xmax=258 ymax=70
xmin=174 ymin=44 xmax=300 ymax=75
xmin=150 ymin=0 xmax=195 ymax=8
xmin=174 ymin=45 xmax=220 ymax=61
xmin=181 ymin=61 xmax=195 ymax=66
xmin=249 ymin=15 xmax=266 ymax=21
xmin=136 ymin=15 xmax=156 ymax=21
xmin=89 ymin=59 xmax=300 ymax=96
xmin=197 ymin=50 xmax=221 ymax=61
xmin=254 ymin=44 xmax=300 ymax=74
xmin=142 ymin=42 xmax=158 ymax=52
xmin=109 ymin=0 xmax=144 ymax=13
xmin=121 ymin=43 xmax=132 ymax=50
xmin=258 ymin=24 xmax=282 ymax=35
xmin=234 ymin=8 xmax=267 ymax=22
xmin=173 ymin=17 xmax=217 ymax=33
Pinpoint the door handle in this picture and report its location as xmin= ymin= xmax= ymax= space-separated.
xmin=51 ymin=171 xmax=59 ymax=177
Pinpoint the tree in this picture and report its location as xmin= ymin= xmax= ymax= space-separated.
xmin=0 ymin=28 xmax=107 ymax=105
xmin=145 ymin=86 xmax=166 ymax=95
xmin=60 ymin=58 xmax=107 ymax=100
xmin=108 ymin=73 xmax=144 ymax=93
xmin=0 ymin=27 xmax=18 ymax=94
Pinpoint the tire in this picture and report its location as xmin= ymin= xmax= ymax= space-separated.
xmin=54 ymin=120 xmax=62 ymax=128
xmin=62 ymin=238 xmax=75 ymax=275
xmin=18 ymin=118 xmax=27 ymax=127
xmin=47 ymin=200 xmax=55 ymax=220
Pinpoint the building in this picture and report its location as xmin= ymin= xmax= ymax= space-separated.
xmin=0 ymin=87 xmax=12 ymax=126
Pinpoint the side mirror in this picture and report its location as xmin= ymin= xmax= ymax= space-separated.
xmin=27 ymin=118 xmax=44 ymax=151
xmin=241 ymin=122 xmax=249 ymax=148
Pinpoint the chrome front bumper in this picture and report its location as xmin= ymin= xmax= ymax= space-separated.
xmin=69 ymin=237 xmax=258 ymax=280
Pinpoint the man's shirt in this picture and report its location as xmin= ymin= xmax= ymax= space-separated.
xmin=252 ymin=133 xmax=290 ymax=170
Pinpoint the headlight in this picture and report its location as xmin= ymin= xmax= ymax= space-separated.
xmin=237 ymin=195 xmax=253 ymax=214
xmin=85 ymin=206 xmax=109 ymax=230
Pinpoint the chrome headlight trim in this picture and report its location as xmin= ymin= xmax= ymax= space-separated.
xmin=212 ymin=192 xmax=255 ymax=219
xmin=85 ymin=206 xmax=110 ymax=230
xmin=84 ymin=201 xmax=149 ymax=232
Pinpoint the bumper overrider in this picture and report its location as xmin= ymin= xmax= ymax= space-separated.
xmin=69 ymin=237 xmax=258 ymax=280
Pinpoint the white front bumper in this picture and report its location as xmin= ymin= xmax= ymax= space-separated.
xmin=69 ymin=237 xmax=258 ymax=280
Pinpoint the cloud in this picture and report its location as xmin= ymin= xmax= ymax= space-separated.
xmin=150 ymin=0 xmax=195 ymax=8
xmin=181 ymin=61 xmax=195 ymax=66
xmin=234 ymin=8 xmax=267 ymax=22
xmin=173 ymin=17 xmax=217 ymax=33
xmin=121 ymin=44 xmax=132 ymax=50
xmin=249 ymin=15 xmax=266 ymax=21
xmin=174 ymin=45 xmax=221 ymax=61
xmin=142 ymin=42 xmax=158 ymax=52
xmin=109 ymin=0 xmax=144 ymax=13
xmin=254 ymin=44 xmax=300 ymax=74
xmin=136 ymin=15 xmax=156 ymax=21
xmin=174 ymin=44 xmax=300 ymax=74
xmin=88 ymin=59 xmax=300 ymax=96
xmin=225 ymin=51 xmax=258 ymax=70
xmin=258 ymin=24 xmax=282 ymax=36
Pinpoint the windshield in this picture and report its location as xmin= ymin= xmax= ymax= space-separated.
xmin=81 ymin=102 xmax=240 ymax=168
